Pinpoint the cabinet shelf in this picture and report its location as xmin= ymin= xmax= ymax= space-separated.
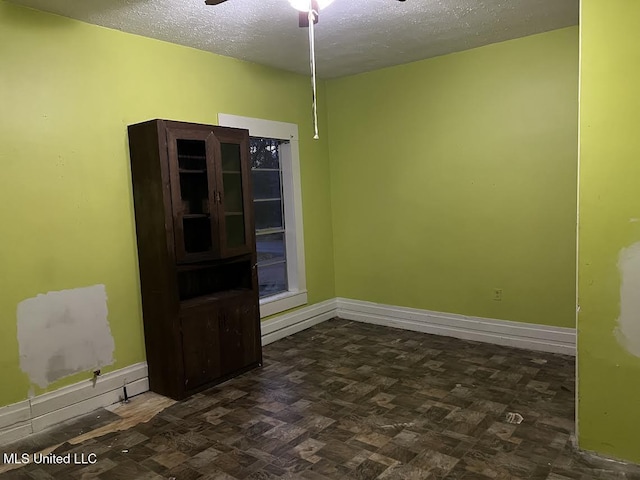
xmin=176 ymin=253 xmax=251 ymax=272
xmin=180 ymin=288 xmax=252 ymax=309
xmin=179 ymin=168 xmax=207 ymax=174
xmin=222 ymin=170 xmax=241 ymax=174
xmin=178 ymin=154 xmax=206 ymax=160
xmin=183 ymin=214 xmax=210 ymax=219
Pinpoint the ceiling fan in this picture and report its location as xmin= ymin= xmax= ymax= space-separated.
xmin=205 ymin=0 xmax=406 ymax=27
xmin=205 ymin=0 xmax=331 ymax=28
xmin=204 ymin=0 xmax=406 ymax=138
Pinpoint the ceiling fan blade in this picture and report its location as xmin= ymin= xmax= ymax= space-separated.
xmin=204 ymin=0 xmax=228 ymax=5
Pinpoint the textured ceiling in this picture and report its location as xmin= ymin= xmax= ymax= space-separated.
xmin=10 ymin=0 xmax=579 ymax=78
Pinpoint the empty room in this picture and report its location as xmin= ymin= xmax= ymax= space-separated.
xmin=1 ymin=0 xmax=639 ymax=478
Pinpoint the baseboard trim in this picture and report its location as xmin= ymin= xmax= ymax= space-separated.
xmin=30 ymin=365 xmax=149 ymax=433
xmin=0 ymin=400 xmax=32 ymax=445
xmin=337 ymin=298 xmax=576 ymax=356
xmin=0 ymin=363 xmax=148 ymax=445
xmin=0 ymin=423 xmax=32 ymax=446
xmin=30 ymin=363 xmax=148 ymax=419
xmin=1 ymin=296 xmax=576 ymax=445
xmin=0 ymin=299 xmax=339 ymax=445
xmin=261 ymin=298 xmax=338 ymax=346
xmin=0 ymin=400 xmax=30 ymax=431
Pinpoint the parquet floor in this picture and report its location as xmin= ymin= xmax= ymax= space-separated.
xmin=3 ymin=318 xmax=640 ymax=479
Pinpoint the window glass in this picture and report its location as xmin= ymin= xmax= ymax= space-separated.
xmin=251 ymin=138 xmax=287 ymax=298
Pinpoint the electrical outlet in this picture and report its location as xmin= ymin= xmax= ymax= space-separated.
xmin=493 ymin=289 xmax=503 ymax=301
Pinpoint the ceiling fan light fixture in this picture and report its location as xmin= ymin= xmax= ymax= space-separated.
xmin=288 ymin=0 xmax=335 ymax=11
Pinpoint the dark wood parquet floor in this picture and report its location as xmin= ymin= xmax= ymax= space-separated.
xmin=3 ymin=318 xmax=640 ymax=480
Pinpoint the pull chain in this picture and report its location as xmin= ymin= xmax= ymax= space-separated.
xmin=308 ymin=2 xmax=319 ymax=139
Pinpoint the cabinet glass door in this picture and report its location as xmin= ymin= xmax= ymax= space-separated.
xmin=214 ymin=128 xmax=254 ymax=257
xmin=167 ymin=128 xmax=219 ymax=263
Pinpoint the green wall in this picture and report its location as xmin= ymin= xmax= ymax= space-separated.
xmin=0 ymin=2 xmax=335 ymax=407
xmin=0 ymin=3 xmax=592 ymax=449
xmin=578 ymin=0 xmax=640 ymax=463
xmin=327 ymin=27 xmax=579 ymax=328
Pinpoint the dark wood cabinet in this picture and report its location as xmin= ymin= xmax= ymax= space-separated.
xmin=128 ymin=119 xmax=262 ymax=400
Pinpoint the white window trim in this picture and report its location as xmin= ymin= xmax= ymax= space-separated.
xmin=218 ymin=113 xmax=307 ymax=318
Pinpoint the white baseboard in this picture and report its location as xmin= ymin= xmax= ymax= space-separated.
xmin=0 ymin=400 xmax=32 ymax=445
xmin=0 ymin=296 xmax=576 ymax=446
xmin=0 ymin=299 xmax=338 ymax=445
xmin=0 ymin=400 xmax=30 ymax=431
xmin=30 ymin=364 xmax=148 ymax=433
xmin=32 ymin=377 xmax=149 ymax=434
xmin=0 ymin=423 xmax=33 ymax=446
xmin=0 ymin=363 xmax=148 ymax=446
xmin=261 ymin=298 xmax=338 ymax=346
xmin=337 ymin=298 xmax=576 ymax=356
xmin=30 ymin=363 xmax=147 ymax=419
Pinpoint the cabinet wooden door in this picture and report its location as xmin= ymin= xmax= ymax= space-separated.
xmin=218 ymin=292 xmax=260 ymax=376
xmin=181 ymin=305 xmax=221 ymax=389
xmin=212 ymin=127 xmax=255 ymax=259
xmin=239 ymin=300 xmax=261 ymax=368
xmin=166 ymin=127 xmax=221 ymax=263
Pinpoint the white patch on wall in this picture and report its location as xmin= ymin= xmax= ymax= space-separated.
xmin=615 ymin=242 xmax=640 ymax=357
xmin=17 ymin=285 xmax=115 ymax=388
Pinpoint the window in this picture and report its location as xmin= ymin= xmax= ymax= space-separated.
xmin=218 ymin=114 xmax=307 ymax=318
xmin=251 ymin=138 xmax=287 ymax=298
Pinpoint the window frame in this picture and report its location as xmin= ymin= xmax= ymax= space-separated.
xmin=218 ymin=114 xmax=307 ymax=318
